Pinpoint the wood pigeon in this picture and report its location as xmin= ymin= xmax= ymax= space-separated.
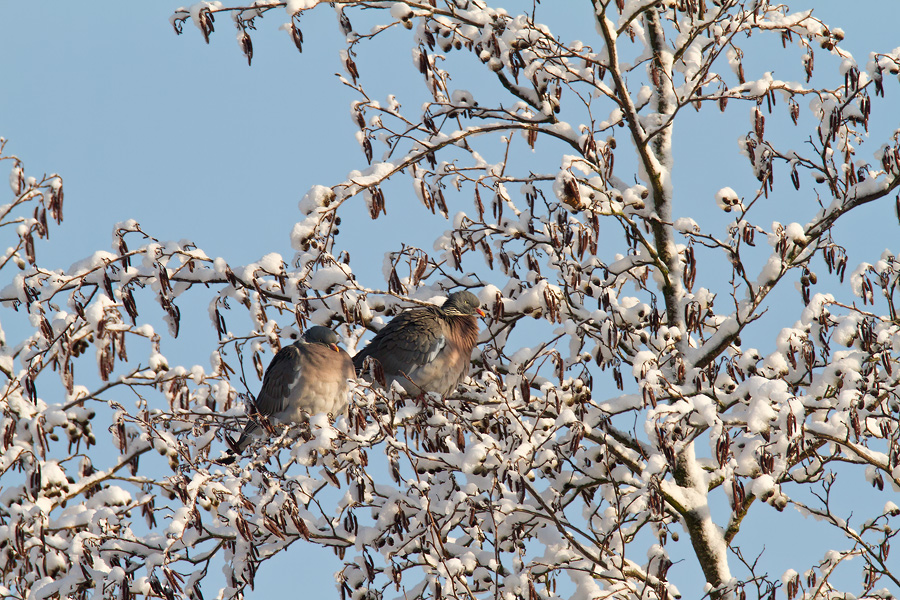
xmin=221 ymin=326 xmax=354 ymax=462
xmin=353 ymin=290 xmax=484 ymax=396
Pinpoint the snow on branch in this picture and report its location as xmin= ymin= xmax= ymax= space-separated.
xmin=2 ymin=2 xmax=900 ymax=599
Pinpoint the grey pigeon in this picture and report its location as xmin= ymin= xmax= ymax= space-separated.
xmin=353 ymin=291 xmax=484 ymax=396
xmin=222 ymin=326 xmax=354 ymax=461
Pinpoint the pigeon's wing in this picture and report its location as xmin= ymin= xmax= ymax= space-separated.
xmin=353 ymin=307 xmax=448 ymax=379
xmin=255 ymin=342 xmax=305 ymax=417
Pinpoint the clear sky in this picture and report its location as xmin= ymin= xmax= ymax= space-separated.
xmin=2 ymin=1 xmax=898 ymax=598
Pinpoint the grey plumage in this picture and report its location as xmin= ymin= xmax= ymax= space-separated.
xmin=223 ymin=326 xmax=354 ymax=461
xmin=353 ymin=291 xmax=484 ymax=396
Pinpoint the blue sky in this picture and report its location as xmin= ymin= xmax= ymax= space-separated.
xmin=2 ymin=1 xmax=898 ymax=598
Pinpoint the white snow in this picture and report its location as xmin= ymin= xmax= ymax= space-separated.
xmin=286 ymin=0 xmax=319 ymax=14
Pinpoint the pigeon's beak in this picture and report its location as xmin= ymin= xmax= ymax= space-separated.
xmin=330 ymin=343 xmax=340 ymax=352
xmin=476 ymin=308 xmax=487 ymax=318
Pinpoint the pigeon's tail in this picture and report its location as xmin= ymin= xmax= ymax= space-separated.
xmin=213 ymin=434 xmax=239 ymax=465
xmin=216 ymin=449 xmax=238 ymax=465
xmin=215 ymin=421 xmax=258 ymax=465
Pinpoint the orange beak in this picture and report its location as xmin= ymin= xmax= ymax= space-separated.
xmin=330 ymin=343 xmax=340 ymax=352
xmin=476 ymin=308 xmax=487 ymax=318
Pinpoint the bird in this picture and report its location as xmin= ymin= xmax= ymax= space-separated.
xmin=220 ymin=326 xmax=354 ymax=463
xmin=353 ymin=290 xmax=485 ymax=397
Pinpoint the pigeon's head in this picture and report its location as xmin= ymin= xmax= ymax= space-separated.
xmin=303 ymin=326 xmax=341 ymax=351
xmin=443 ymin=290 xmax=486 ymax=318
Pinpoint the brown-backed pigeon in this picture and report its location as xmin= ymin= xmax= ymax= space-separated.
xmin=353 ymin=290 xmax=484 ymax=396
xmin=222 ymin=326 xmax=354 ymax=462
